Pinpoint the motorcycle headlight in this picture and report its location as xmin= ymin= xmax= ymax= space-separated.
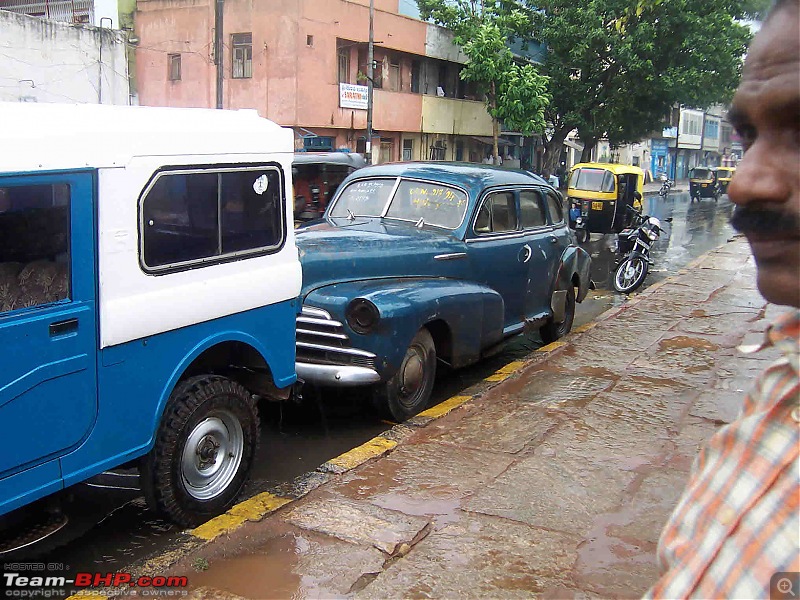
xmin=646 ymin=229 xmax=658 ymax=241
xmin=346 ymin=298 xmax=380 ymax=334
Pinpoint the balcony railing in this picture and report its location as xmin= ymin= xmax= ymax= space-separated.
xmin=0 ymin=0 xmax=94 ymax=23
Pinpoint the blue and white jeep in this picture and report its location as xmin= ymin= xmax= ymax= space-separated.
xmin=0 ymin=103 xmax=301 ymax=541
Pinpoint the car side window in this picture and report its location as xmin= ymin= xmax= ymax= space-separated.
xmin=544 ymin=191 xmax=564 ymax=224
xmin=519 ymin=190 xmax=547 ymax=229
xmin=474 ymin=192 xmax=517 ymax=234
xmin=0 ymin=184 xmax=71 ymax=314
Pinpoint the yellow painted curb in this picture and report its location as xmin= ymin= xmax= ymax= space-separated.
xmin=535 ymin=340 xmax=568 ymax=353
xmin=325 ymin=436 xmax=397 ymax=472
xmin=484 ymin=360 xmax=526 ymax=381
xmin=573 ymin=322 xmax=598 ymax=334
xmin=66 ymin=594 xmax=107 ymax=600
xmin=417 ymin=395 xmax=471 ymax=419
xmin=191 ymin=491 xmax=292 ymax=541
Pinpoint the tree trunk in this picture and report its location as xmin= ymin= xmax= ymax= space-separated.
xmin=542 ymin=125 xmax=570 ymax=175
xmin=579 ymin=136 xmax=597 ymax=163
xmin=491 ymin=82 xmax=500 ymax=164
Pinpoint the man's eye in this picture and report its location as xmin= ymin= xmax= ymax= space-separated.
xmin=736 ymin=124 xmax=756 ymax=150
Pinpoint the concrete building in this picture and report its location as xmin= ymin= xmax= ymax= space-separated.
xmin=134 ymin=0 xmax=514 ymax=163
xmin=0 ymin=9 xmax=130 ymax=104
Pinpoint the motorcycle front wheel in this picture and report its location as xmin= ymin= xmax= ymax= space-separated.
xmin=613 ymin=256 xmax=649 ymax=293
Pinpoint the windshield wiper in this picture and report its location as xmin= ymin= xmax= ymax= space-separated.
xmin=415 ymin=217 xmax=425 ymax=228
xmin=347 ymin=209 xmax=356 ymax=221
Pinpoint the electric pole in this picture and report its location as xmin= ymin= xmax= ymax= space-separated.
xmin=215 ymin=0 xmax=224 ymax=109
xmin=366 ymin=0 xmax=374 ymax=164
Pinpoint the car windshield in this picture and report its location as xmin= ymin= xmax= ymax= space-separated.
xmin=570 ymin=168 xmax=615 ymax=192
xmin=691 ymin=168 xmax=712 ymax=179
xmin=717 ymin=169 xmax=733 ymax=178
xmin=331 ymin=177 xmax=468 ymax=229
xmin=329 ymin=178 xmax=396 ymax=218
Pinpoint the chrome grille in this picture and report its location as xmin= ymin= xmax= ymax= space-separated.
xmin=296 ymin=306 xmax=376 ymax=369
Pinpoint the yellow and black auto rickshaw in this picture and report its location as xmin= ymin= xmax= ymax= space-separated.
xmin=689 ymin=166 xmax=721 ymax=202
xmin=567 ymin=163 xmax=645 ymax=243
xmin=714 ymin=166 xmax=736 ymax=194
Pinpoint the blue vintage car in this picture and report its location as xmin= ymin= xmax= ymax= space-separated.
xmin=295 ymin=162 xmax=592 ymax=421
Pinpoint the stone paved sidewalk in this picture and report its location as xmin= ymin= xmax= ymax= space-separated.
xmin=142 ymin=236 xmax=785 ymax=600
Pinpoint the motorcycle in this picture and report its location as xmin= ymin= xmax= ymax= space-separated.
xmin=658 ymin=176 xmax=675 ymax=197
xmin=613 ymin=206 xmax=672 ymax=293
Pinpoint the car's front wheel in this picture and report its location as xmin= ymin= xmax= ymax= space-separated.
xmin=141 ymin=375 xmax=259 ymax=527
xmin=373 ymin=328 xmax=436 ymax=422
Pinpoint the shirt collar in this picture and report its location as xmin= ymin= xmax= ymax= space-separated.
xmin=739 ymin=309 xmax=800 ymax=372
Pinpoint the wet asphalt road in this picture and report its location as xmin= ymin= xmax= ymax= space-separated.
xmin=20 ymin=191 xmax=737 ymax=571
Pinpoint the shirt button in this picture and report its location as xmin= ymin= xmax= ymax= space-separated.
xmin=719 ymin=507 xmax=736 ymax=525
xmin=791 ymin=407 xmax=800 ymax=423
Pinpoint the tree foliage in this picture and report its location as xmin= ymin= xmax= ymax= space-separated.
xmin=527 ymin=0 xmax=752 ymax=167
xmin=417 ymin=0 xmax=550 ymax=162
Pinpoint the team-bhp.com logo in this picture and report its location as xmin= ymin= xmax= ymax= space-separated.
xmin=2 ymin=565 xmax=188 ymax=598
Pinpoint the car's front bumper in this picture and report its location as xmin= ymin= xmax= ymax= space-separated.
xmin=296 ymin=362 xmax=380 ymax=386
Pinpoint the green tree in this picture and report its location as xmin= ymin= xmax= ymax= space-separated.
xmin=526 ymin=0 xmax=752 ymax=170
xmin=418 ymin=0 xmax=550 ymax=164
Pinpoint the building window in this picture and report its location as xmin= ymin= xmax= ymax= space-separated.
xmin=306 ymin=35 xmax=314 ymax=46
xmin=389 ymin=57 xmax=400 ymax=91
xmin=231 ymin=33 xmax=253 ymax=79
xmin=411 ymin=60 xmax=421 ymax=93
xmin=338 ymin=43 xmax=350 ymax=83
xmin=168 ymin=54 xmax=181 ymax=81
xmin=402 ymin=139 xmax=413 ymax=161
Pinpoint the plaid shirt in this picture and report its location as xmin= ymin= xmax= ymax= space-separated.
xmin=645 ymin=310 xmax=800 ymax=599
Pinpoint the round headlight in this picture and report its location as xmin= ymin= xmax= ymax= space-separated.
xmin=346 ymin=298 xmax=380 ymax=334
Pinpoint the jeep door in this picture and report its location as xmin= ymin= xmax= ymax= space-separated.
xmin=466 ymin=190 xmax=530 ymax=333
xmin=0 ymin=172 xmax=98 ymax=512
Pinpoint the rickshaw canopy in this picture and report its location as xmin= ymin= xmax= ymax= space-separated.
xmin=567 ymin=163 xmax=645 ymax=200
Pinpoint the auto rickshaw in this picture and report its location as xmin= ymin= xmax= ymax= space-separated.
xmin=293 ymin=152 xmax=367 ymax=222
xmin=567 ymin=163 xmax=645 ymax=243
xmin=714 ymin=166 xmax=736 ymax=194
xmin=689 ymin=166 xmax=721 ymax=202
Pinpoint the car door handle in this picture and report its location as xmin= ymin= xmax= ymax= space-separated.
xmin=50 ymin=318 xmax=78 ymax=336
xmin=520 ymin=244 xmax=532 ymax=263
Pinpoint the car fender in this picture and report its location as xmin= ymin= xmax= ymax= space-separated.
xmin=552 ymin=245 xmax=592 ymax=308
xmin=304 ymin=277 xmax=504 ymax=378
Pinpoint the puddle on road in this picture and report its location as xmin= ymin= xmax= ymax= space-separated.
xmin=187 ymin=534 xmax=321 ymax=600
xmin=658 ymin=336 xmax=720 ymax=352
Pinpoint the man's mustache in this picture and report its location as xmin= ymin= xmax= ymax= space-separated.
xmin=730 ymin=206 xmax=800 ymax=236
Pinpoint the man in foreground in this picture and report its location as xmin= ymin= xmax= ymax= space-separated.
xmin=645 ymin=0 xmax=800 ymax=597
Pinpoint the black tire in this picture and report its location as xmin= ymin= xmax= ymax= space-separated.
xmin=140 ymin=375 xmax=259 ymax=528
xmin=373 ymin=328 xmax=436 ymax=422
xmin=575 ymin=229 xmax=589 ymax=244
xmin=540 ymin=285 xmax=576 ymax=344
xmin=613 ymin=256 xmax=649 ymax=293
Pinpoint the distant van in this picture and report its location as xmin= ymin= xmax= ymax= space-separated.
xmin=0 ymin=103 xmax=302 ymax=545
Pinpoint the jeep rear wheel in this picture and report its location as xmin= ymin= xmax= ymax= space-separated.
xmin=141 ymin=375 xmax=259 ymax=528
xmin=373 ymin=328 xmax=436 ymax=422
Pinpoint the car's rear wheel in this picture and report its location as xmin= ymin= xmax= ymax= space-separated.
xmin=373 ymin=328 xmax=436 ymax=422
xmin=540 ymin=285 xmax=576 ymax=344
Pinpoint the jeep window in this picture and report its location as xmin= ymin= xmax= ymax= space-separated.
xmin=142 ymin=167 xmax=283 ymax=271
xmin=475 ymin=192 xmax=518 ymax=234
xmin=544 ymin=191 xmax=564 ymax=224
xmin=386 ymin=180 xmax=468 ymax=229
xmin=329 ymin=178 xmax=395 ymax=218
xmin=519 ymin=191 xmax=547 ymax=229
xmin=0 ymin=184 xmax=70 ymax=313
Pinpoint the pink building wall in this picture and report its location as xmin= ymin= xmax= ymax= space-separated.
xmin=137 ymin=0 xmax=426 ymax=155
